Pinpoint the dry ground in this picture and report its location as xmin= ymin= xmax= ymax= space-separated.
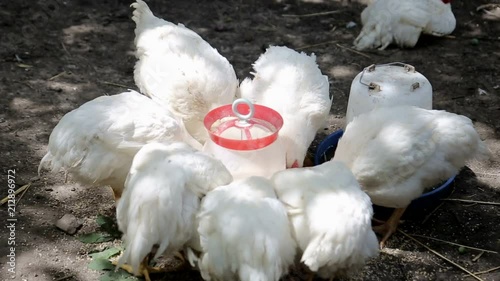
xmin=0 ymin=0 xmax=499 ymax=280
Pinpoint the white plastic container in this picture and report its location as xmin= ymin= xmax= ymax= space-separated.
xmin=346 ymin=62 xmax=432 ymax=125
xmin=203 ymin=138 xmax=285 ymax=180
xmin=202 ymin=98 xmax=286 ymax=180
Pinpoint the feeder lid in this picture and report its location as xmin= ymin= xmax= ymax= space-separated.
xmin=356 ymin=62 xmax=430 ymax=92
xmin=204 ymin=98 xmax=283 ymax=150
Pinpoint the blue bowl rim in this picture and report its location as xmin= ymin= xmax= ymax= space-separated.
xmin=314 ymin=129 xmax=344 ymax=166
xmin=414 ymin=174 xmax=456 ymax=201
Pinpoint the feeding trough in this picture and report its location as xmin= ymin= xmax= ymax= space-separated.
xmin=203 ymin=98 xmax=286 ymax=180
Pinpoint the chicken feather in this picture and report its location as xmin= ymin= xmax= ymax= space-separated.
xmin=197 ymin=176 xmax=296 ymax=281
xmin=271 ymin=161 xmax=378 ymax=278
xmin=131 ymin=0 xmax=238 ymax=143
xmin=38 ymin=90 xmax=200 ymax=197
xmin=333 ymin=106 xmax=490 ymax=208
xmin=354 ymin=0 xmax=456 ymax=50
xmin=117 ymin=142 xmax=232 ymax=275
xmin=239 ymin=46 xmax=331 ymax=168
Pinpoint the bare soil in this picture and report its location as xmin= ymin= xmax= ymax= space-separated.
xmin=0 ymin=0 xmax=499 ymax=280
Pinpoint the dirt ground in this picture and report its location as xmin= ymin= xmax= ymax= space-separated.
xmin=0 ymin=0 xmax=499 ymax=280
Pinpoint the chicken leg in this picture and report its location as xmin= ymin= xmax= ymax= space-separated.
xmin=174 ymin=251 xmax=186 ymax=263
xmin=372 ymin=207 xmax=406 ymax=248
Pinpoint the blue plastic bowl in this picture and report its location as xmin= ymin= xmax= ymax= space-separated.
xmin=315 ymin=129 xmax=455 ymax=220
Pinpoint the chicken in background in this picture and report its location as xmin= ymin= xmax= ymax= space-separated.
xmin=477 ymin=3 xmax=500 ymax=21
xmin=333 ymin=106 xmax=490 ymax=247
xmin=353 ymin=0 xmax=456 ymax=50
xmin=271 ymin=161 xmax=378 ymax=280
xmin=195 ymin=176 xmax=296 ymax=281
xmin=116 ymin=142 xmax=233 ymax=281
xmin=38 ymin=90 xmax=201 ymax=201
xmin=239 ymin=46 xmax=332 ymax=168
xmin=131 ymin=0 xmax=239 ymax=143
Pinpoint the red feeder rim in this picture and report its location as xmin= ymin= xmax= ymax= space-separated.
xmin=204 ymin=101 xmax=283 ymax=151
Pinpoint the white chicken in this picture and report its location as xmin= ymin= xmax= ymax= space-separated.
xmin=353 ymin=0 xmax=456 ymax=50
xmin=38 ymin=90 xmax=201 ymax=201
xmin=131 ymin=0 xmax=239 ymax=143
xmin=333 ymin=106 xmax=490 ymax=247
xmin=116 ymin=142 xmax=233 ymax=280
xmin=239 ymin=46 xmax=332 ymax=168
xmin=271 ymin=160 xmax=379 ymax=280
xmin=196 ymin=176 xmax=297 ymax=281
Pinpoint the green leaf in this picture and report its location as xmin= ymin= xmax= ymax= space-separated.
xmin=96 ymin=214 xmax=122 ymax=239
xmin=99 ymin=270 xmax=138 ymax=281
xmin=78 ymin=232 xmax=113 ymax=244
xmin=88 ymin=258 xmax=115 ymax=271
xmin=89 ymin=247 xmax=122 ymax=260
xmin=96 ymin=214 xmax=115 ymax=227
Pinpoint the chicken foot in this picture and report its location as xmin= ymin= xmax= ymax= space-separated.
xmin=372 ymin=207 xmax=407 ymax=248
xmin=113 ymin=251 xmax=188 ymax=281
xmin=112 ymin=255 xmax=159 ymax=281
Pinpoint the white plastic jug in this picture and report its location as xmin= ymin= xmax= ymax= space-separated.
xmin=202 ymin=98 xmax=286 ymax=180
xmin=346 ymin=62 xmax=432 ymax=125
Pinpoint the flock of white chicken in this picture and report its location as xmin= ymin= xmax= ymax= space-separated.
xmin=39 ymin=0 xmax=489 ymax=281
